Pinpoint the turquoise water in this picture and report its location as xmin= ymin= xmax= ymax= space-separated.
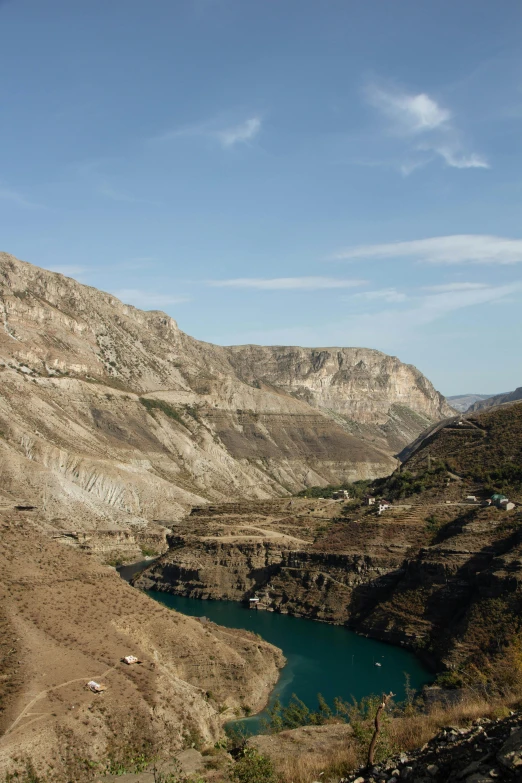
xmin=145 ymin=591 xmax=432 ymax=734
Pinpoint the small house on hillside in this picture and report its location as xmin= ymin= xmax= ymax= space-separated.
xmin=365 ymin=496 xmax=376 ymax=506
xmin=491 ymin=494 xmax=509 ymax=507
xmin=378 ymin=500 xmax=391 ymax=515
xmin=332 ymin=489 xmax=351 ymax=500
xmin=87 ymin=680 xmax=107 ymax=693
xmin=499 ymin=500 xmax=515 ymax=511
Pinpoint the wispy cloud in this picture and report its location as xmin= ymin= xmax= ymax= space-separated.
xmin=233 ymin=283 xmax=521 ymax=350
xmin=349 ymin=287 xmax=408 ymax=303
xmin=216 ymin=117 xmax=261 ymax=148
xmin=0 ymin=186 xmax=43 ymax=209
xmin=152 ymin=115 xmax=262 ymax=149
xmin=113 ymin=289 xmax=191 ymax=309
xmin=423 ymin=282 xmax=488 ymax=292
xmin=331 ymin=235 xmax=522 ymax=265
xmin=430 ymin=146 xmax=489 ymax=170
xmin=207 ymin=277 xmax=366 ymax=290
xmin=366 ymin=86 xmax=450 ymax=134
xmin=365 ymin=82 xmax=488 ymax=172
xmin=98 ymin=182 xmax=158 ymax=205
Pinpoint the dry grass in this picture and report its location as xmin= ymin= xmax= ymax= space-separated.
xmin=275 ymin=743 xmax=360 ymax=783
xmin=269 ymin=691 xmax=522 ymax=783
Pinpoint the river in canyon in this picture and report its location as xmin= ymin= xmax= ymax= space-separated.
xmin=119 ymin=563 xmax=432 ymax=735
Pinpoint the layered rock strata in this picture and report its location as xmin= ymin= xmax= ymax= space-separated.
xmin=0 ymin=252 xmax=452 ymax=546
xmin=135 ymin=493 xmax=522 ymax=672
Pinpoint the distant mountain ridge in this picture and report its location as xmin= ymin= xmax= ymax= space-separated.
xmin=446 ymin=392 xmax=501 ymax=412
xmin=468 ymin=386 xmax=522 ymax=411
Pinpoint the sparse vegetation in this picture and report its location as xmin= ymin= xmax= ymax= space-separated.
xmin=230 ymin=748 xmax=278 ymax=783
xmin=263 ymin=693 xmax=334 ymax=732
xmin=141 ymin=546 xmax=160 ymax=557
xmin=296 ymin=480 xmax=372 ymax=500
xmin=139 ymin=397 xmax=185 ymax=424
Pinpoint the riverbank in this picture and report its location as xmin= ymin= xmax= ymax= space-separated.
xmin=142 ymin=590 xmax=432 ymax=734
xmin=133 ymin=493 xmax=522 ymax=686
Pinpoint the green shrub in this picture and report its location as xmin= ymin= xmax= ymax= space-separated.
xmin=231 ymin=749 xmax=278 ymax=783
xmin=139 ymin=397 xmax=184 ymax=425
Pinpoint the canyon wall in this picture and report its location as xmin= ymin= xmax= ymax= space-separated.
xmin=0 ymin=252 xmax=451 ymax=545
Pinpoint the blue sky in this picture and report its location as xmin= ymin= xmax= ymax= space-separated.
xmin=1 ymin=0 xmax=521 ymax=395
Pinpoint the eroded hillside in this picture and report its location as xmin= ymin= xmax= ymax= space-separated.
xmin=0 ymin=252 xmax=451 ymax=551
xmin=0 ymin=511 xmax=284 ymax=782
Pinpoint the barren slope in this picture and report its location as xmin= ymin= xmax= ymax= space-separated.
xmin=0 ymin=252 xmax=450 ymax=549
xmin=0 ymin=510 xmax=284 ymax=782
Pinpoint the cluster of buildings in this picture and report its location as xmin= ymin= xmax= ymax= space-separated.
xmin=472 ymin=492 xmax=515 ymax=511
xmin=320 ymin=488 xmax=517 ymax=516
xmin=367 ymin=493 xmax=517 ymax=516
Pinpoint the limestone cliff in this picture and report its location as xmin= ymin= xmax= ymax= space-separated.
xmin=225 ymin=345 xmax=454 ymax=453
xmin=0 ymin=252 xmax=451 ymax=545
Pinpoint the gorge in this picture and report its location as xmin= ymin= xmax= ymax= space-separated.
xmin=2 ymin=252 xmax=521 ymax=783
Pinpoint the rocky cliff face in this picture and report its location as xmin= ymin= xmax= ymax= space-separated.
xmin=0 ymin=252 xmax=451 ymax=546
xmin=225 ymin=345 xmax=454 ymax=453
xmin=136 ymin=405 xmax=522 ymax=678
xmin=138 ymin=496 xmax=522 ymax=673
xmin=134 ymin=498 xmax=431 ymax=626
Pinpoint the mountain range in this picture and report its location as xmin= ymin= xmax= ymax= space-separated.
xmin=0 ymin=252 xmax=452 ymax=546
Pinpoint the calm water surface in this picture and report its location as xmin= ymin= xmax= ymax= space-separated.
xmin=143 ymin=590 xmax=432 ymax=734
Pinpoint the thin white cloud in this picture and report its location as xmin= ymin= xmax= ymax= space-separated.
xmin=216 ymin=117 xmax=261 ymax=148
xmin=207 ymin=277 xmax=367 ymax=290
xmin=331 ymin=235 xmax=522 ymax=265
xmin=113 ymin=289 xmax=191 ymax=309
xmin=0 ymin=186 xmax=43 ymax=209
xmin=366 ymin=85 xmax=450 ymax=134
xmin=233 ymin=282 xmax=521 ymax=349
xmin=98 ymin=183 xmax=158 ymax=205
xmin=152 ymin=115 xmax=262 ymax=149
xmin=431 ymin=146 xmax=489 ymax=170
xmin=365 ymin=82 xmax=488 ymax=171
xmin=350 ymin=287 xmax=408 ymax=303
xmin=423 ymin=282 xmax=488 ymax=292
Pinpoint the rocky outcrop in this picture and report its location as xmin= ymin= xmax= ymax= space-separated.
xmin=52 ymin=524 xmax=168 ymax=562
xmin=0 ymin=252 xmax=451 ymax=544
xmin=343 ymin=711 xmax=522 ymax=783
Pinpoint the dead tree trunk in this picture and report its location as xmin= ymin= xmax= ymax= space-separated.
xmin=367 ymin=692 xmax=394 ymax=768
